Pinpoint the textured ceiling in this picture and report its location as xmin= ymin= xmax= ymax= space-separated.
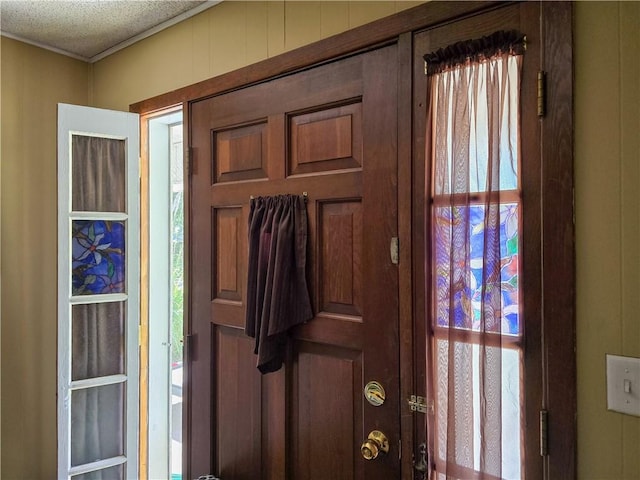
xmin=0 ymin=0 xmax=218 ymax=62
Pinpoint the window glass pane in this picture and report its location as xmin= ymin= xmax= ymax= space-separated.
xmin=435 ymin=339 xmax=474 ymax=470
xmin=71 ymin=464 xmax=124 ymax=480
xmin=433 ymin=203 xmax=519 ymax=335
xmin=500 ymin=347 xmax=522 ymax=480
xmin=71 ymin=383 xmax=124 ymax=467
xmin=170 ymin=123 xmax=183 ymax=187
xmin=72 ymin=302 xmax=125 ymax=380
xmin=169 ymin=122 xmax=184 ymax=479
xmin=432 ymin=55 xmax=520 ymax=195
xmin=72 ymin=220 xmax=126 ymax=295
xmin=435 ymin=340 xmax=521 ymax=478
xmin=72 ymin=135 xmax=126 ymax=212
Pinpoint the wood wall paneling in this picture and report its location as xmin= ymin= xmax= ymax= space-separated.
xmin=0 ymin=1 xmax=589 ymax=479
xmin=129 ymin=2 xmax=500 ymax=115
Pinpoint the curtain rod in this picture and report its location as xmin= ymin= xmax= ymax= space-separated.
xmin=423 ymin=30 xmax=526 ymax=76
xmin=250 ymin=192 xmax=308 ymax=201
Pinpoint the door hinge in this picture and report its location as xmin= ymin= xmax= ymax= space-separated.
xmin=540 ymin=409 xmax=548 ymax=456
xmin=390 ymin=237 xmax=399 ymax=265
xmin=537 ymin=71 xmax=546 ymax=117
xmin=408 ymin=395 xmax=428 ymax=414
xmin=184 ymin=333 xmax=194 ymax=361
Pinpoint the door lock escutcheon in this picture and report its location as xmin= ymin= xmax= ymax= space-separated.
xmin=363 ymin=381 xmax=386 ymax=406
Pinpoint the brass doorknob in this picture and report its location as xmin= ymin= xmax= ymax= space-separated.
xmin=360 ymin=430 xmax=389 ymax=460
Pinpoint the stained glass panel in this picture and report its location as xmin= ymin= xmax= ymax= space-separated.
xmin=72 ymin=220 xmax=126 ymax=295
xmin=433 ymin=202 xmax=520 ymax=335
xmin=72 ymin=135 xmax=126 ymax=212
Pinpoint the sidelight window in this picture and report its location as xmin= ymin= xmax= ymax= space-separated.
xmin=425 ymin=33 xmax=525 ymax=480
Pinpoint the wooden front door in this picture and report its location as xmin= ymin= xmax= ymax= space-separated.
xmin=189 ymin=44 xmax=400 ymax=479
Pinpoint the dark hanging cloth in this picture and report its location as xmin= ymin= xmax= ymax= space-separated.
xmin=245 ymin=194 xmax=313 ymax=374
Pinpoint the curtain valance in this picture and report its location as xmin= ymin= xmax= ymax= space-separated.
xmin=423 ymin=30 xmax=525 ymax=75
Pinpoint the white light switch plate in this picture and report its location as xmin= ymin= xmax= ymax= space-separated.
xmin=606 ymin=354 xmax=640 ymax=417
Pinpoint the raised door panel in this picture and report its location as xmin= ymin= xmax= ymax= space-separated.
xmin=213 ymin=122 xmax=268 ymax=183
xmin=318 ymin=200 xmax=363 ymax=318
xmin=214 ymin=326 xmax=262 ymax=479
xmin=212 ymin=207 xmax=243 ymax=303
xmin=289 ymin=102 xmax=363 ymax=176
xmin=211 ymin=205 xmax=246 ymax=331
xmin=290 ymin=342 xmax=363 ymax=480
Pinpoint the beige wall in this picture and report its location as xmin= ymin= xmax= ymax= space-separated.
xmin=575 ymin=2 xmax=640 ymax=479
xmin=1 ymin=37 xmax=89 ymax=478
xmin=1 ymin=1 xmax=639 ymax=478
xmin=90 ymin=1 xmax=422 ymax=110
xmin=1 ymin=2 xmax=419 ymax=478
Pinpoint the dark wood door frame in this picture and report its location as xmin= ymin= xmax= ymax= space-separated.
xmin=132 ymin=2 xmax=574 ymax=479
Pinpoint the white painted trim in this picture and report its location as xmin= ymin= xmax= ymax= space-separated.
xmin=70 ymin=130 xmax=128 ymax=140
xmin=68 ymin=456 xmax=127 ymax=476
xmin=70 ymin=211 xmax=129 ymax=221
xmin=70 ymin=293 xmax=128 ymax=305
xmin=70 ymin=374 xmax=127 ymax=390
xmin=147 ymin=116 xmax=173 ymax=479
xmin=69 ymin=212 xmax=129 ymax=222
xmin=58 ymin=106 xmax=73 ymax=479
xmin=1 ymin=1 xmax=221 ymax=63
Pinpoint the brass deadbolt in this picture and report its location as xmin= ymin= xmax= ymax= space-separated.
xmin=360 ymin=430 xmax=389 ymax=460
xmin=363 ymin=381 xmax=386 ymax=407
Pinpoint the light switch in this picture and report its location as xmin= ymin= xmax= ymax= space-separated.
xmin=606 ymin=354 xmax=640 ymax=417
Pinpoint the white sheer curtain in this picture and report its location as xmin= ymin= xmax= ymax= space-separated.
xmin=425 ymin=35 xmax=524 ymax=480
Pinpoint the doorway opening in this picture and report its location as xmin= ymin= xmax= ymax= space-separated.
xmin=143 ymin=109 xmax=184 ymax=480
